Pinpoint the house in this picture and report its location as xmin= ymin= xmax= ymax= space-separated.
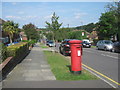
xmin=0 ymin=18 xmax=9 ymax=44
xmin=20 ymin=32 xmax=28 ymax=40
xmin=0 ymin=19 xmax=22 ymax=45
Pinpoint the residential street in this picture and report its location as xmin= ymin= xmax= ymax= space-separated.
xmin=55 ymin=43 xmax=119 ymax=88
xmin=1 ymin=43 xmax=112 ymax=88
xmin=82 ymin=48 xmax=119 ymax=88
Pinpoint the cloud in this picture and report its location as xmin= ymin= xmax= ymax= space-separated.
xmin=5 ymin=15 xmax=39 ymax=20
xmin=5 ymin=16 xmax=21 ymax=19
xmin=44 ymin=14 xmax=53 ymax=19
xmin=74 ymin=12 xmax=87 ymax=19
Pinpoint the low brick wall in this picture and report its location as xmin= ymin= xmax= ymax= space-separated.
xmin=0 ymin=49 xmax=30 ymax=81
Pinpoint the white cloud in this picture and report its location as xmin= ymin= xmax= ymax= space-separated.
xmin=5 ymin=15 xmax=39 ymax=19
xmin=25 ymin=16 xmax=38 ymax=19
xmin=44 ymin=14 xmax=53 ymax=19
xmin=74 ymin=12 xmax=87 ymax=19
xmin=5 ymin=16 xmax=21 ymax=19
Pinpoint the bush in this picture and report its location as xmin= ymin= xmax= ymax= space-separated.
xmin=21 ymin=40 xmax=29 ymax=42
xmin=21 ymin=40 xmax=36 ymax=47
xmin=6 ymin=42 xmax=29 ymax=58
xmin=0 ymin=43 xmax=7 ymax=62
xmin=93 ymin=39 xmax=99 ymax=46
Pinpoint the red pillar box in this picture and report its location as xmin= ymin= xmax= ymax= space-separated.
xmin=69 ymin=40 xmax=83 ymax=74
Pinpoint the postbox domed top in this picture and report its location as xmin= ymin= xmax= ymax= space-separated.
xmin=69 ymin=40 xmax=82 ymax=44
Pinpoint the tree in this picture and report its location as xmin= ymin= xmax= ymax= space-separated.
xmin=97 ymin=11 xmax=118 ymax=40
xmin=45 ymin=12 xmax=62 ymax=41
xmin=96 ymin=2 xmax=120 ymax=40
xmin=68 ymin=31 xmax=87 ymax=40
xmin=23 ymin=23 xmax=40 ymax=41
xmin=2 ymin=21 xmax=19 ymax=44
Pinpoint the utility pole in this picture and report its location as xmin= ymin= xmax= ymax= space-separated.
xmin=67 ymin=24 xmax=69 ymax=28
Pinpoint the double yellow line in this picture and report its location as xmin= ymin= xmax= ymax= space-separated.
xmin=82 ymin=63 xmax=120 ymax=86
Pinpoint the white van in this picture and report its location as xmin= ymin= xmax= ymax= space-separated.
xmin=82 ymin=39 xmax=91 ymax=43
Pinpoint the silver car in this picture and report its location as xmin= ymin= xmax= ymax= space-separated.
xmin=96 ymin=40 xmax=113 ymax=51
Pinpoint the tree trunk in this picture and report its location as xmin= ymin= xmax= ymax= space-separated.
xmin=9 ymin=34 xmax=13 ymax=45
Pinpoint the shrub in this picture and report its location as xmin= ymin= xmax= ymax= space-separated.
xmin=93 ymin=39 xmax=99 ymax=46
xmin=0 ymin=43 xmax=7 ymax=62
xmin=6 ymin=42 xmax=29 ymax=58
xmin=21 ymin=40 xmax=36 ymax=47
xmin=21 ymin=40 xmax=29 ymax=42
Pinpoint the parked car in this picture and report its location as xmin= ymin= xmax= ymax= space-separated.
xmin=46 ymin=40 xmax=55 ymax=47
xmin=59 ymin=39 xmax=73 ymax=56
xmin=82 ymin=41 xmax=91 ymax=48
xmin=112 ymin=41 xmax=120 ymax=53
xmin=96 ymin=40 xmax=113 ymax=51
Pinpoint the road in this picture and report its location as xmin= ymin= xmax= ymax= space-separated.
xmin=55 ymin=43 xmax=119 ymax=88
xmin=82 ymin=48 xmax=119 ymax=88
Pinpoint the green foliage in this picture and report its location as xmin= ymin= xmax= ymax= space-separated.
xmin=23 ymin=23 xmax=40 ymax=41
xmin=76 ymin=23 xmax=96 ymax=33
xmin=28 ymin=40 xmax=36 ymax=45
xmin=93 ymin=39 xmax=99 ymax=45
xmin=97 ymin=11 xmax=118 ymax=40
xmin=2 ymin=21 xmax=19 ymax=44
xmin=45 ymin=32 xmax=53 ymax=40
xmin=96 ymin=2 xmax=119 ymax=40
xmin=6 ymin=42 xmax=29 ymax=58
xmin=0 ymin=43 xmax=7 ymax=62
xmin=68 ymin=31 xmax=87 ymax=40
xmin=45 ymin=12 xmax=62 ymax=41
xmin=21 ymin=40 xmax=36 ymax=47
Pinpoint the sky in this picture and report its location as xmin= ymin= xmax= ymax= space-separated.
xmin=2 ymin=2 xmax=110 ymax=28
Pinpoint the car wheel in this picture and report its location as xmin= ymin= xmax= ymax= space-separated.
xmin=104 ymin=47 xmax=107 ymax=51
xmin=97 ymin=46 xmax=99 ymax=50
xmin=59 ymin=47 xmax=62 ymax=54
xmin=112 ymin=48 xmax=115 ymax=53
xmin=63 ymin=50 xmax=67 ymax=56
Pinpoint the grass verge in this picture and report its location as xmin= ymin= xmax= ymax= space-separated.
xmin=40 ymin=43 xmax=49 ymax=48
xmin=44 ymin=51 xmax=98 ymax=80
xmin=91 ymin=46 xmax=96 ymax=48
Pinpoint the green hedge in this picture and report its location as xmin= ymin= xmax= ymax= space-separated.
xmin=0 ymin=43 xmax=7 ymax=63
xmin=21 ymin=40 xmax=36 ymax=46
xmin=6 ymin=42 xmax=29 ymax=58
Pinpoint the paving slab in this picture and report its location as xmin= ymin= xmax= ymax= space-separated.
xmin=2 ymin=80 xmax=112 ymax=88
xmin=1 ymin=43 xmax=113 ymax=89
xmin=2 ymin=43 xmax=56 ymax=82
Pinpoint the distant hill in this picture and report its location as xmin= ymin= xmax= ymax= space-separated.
xmin=75 ymin=23 xmax=98 ymax=33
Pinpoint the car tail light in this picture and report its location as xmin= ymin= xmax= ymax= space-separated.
xmin=65 ymin=45 xmax=70 ymax=47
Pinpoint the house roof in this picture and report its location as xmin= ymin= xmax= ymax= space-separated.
xmin=0 ymin=18 xmax=5 ymax=25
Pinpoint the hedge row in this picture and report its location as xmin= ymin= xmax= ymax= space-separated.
xmin=0 ymin=43 xmax=7 ymax=63
xmin=0 ymin=41 xmax=35 ymax=63
xmin=7 ymin=42 xmax=29 ymax=58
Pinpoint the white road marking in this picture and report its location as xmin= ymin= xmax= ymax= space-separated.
xmin=84 ymin=49 xmax=118 ymax=59
xmin=85 ymin=48 xmax=117 ymax=55
xmin=101 ymin=54 xmax=118 ymax=59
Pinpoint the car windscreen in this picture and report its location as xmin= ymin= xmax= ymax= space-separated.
xmin=49 ymin=41 xmax=53 ymax=43
xmin=104 ymin=41 xmax=113 ymax=44
xmin=83 ymin=41 xmax=90 ymax=43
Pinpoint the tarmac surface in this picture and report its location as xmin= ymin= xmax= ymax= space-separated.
xmin=2 ymin=43 xmax=113 ymax=88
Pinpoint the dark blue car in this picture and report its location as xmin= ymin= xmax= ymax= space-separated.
xmin=112 ymin=41 xmax=120 ymax=53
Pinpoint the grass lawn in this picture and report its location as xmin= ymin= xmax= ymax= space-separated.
xmin=44 ymin=51 xmax=98 ymax=81
xmin=40 ymin=43 xmax=49 ymax=48
xmin=91 ymin=46 xmax=96 ymax=48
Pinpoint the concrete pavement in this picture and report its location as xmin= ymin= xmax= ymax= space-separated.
xmin=2 ymin=43 xmax=56 ymax=81
xmin=2 ymin=43 xmax=113 ymax=88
